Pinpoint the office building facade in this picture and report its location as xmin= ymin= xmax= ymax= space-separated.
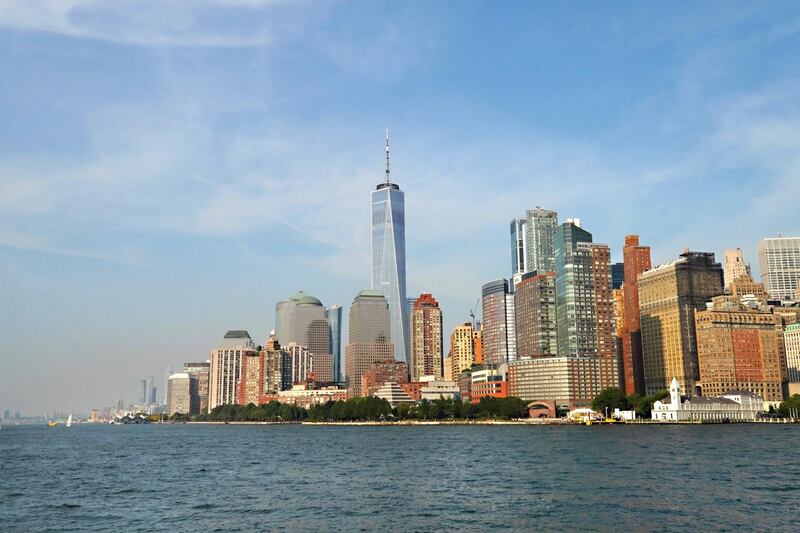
xmin=514 ymin=271 xmax=557 ymax=358
xmin=481 ymin=279 xmax=516 ymax=365
xmin=638 ymin=251 xmax=723 ymax=395
xmin=758 ymin=237 xmax=800 ymax=301
xmin=620 ymin=234 xmax=652 ymax=395
xmin=209 ymin=330 xmax=256 ymax=410
xmin=344 ymin=290 xmax=395 ymax=397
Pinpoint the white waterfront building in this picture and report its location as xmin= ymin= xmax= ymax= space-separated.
xmin=651 ymin=378 xmax=763 ymax=422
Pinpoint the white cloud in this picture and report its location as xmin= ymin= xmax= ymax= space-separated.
xmin=0 ymin=0 xmax=312 ymax=47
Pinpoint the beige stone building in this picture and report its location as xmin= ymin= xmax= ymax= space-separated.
xmin=723 ymin=248 xmax=749 ymax=290
xmin=209 ymin=330 xmax=257 ymax=410
xmin=167 ymin=373 xmax=197 ymax=415
xmin=729 ymin=275 xmax=769 ymax=303
xmin=638 ymin=251 xmax=723 ymax=395
xmin=448 ymin=322 xmax=479 ymax=380
xmin=695 ymin=296 xmax=786 ymax=403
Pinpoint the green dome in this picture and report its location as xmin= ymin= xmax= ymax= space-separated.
xmin=289 ymin=291 xmax=322 ymax=306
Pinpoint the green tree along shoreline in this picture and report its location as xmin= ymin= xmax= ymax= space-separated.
xmin=591 ymin=387 xmax=669 ymax=418
xmin=183 ymin=396 xmax=530 ymax=422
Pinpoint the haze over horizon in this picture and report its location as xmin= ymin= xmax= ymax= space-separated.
xmin=2 ymin=1 xmax=800 ymax=415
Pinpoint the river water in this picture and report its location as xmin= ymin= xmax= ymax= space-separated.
xmin=1 ymin=424 xmax=798 ymax=531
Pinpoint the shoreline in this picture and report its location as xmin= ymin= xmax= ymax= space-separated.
xmin=181 ymin=418 xmax=798 ymax=426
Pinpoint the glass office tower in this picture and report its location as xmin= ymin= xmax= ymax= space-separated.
xmin=371 ymin=132 xmax=408 ymax=365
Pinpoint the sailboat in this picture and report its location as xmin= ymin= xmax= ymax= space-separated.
xmin=66 ymin=415 xmax=73 ymax=428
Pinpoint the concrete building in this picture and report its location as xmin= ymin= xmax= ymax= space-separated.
xmin=471 ymin=364 xmax=508 ymax=404
xmin=166 ymin=373 xmax=197 ymax=415
xmin=651 ymin=377 xmax=763 ymax=422
xmin=209 ymin=330 xmax=256 ymax=410
xmin=344 ymin=290 xmax=395 ymax=397
xmin=620 ymin=234 xmax=652 ymax=395
xmin=514 ymin=271 xmax=558 ymax=358
xmin=361 ymin=359 xmax=409 ymax=397
xmin=183 ymin=361 xmax=210 ymax=414
xmin=695 ymin=296 xmax=786 ymax=403
xmin=758 ymin=236 xmax=800 ymax=301
xmin=638 ymin=251 xmax=724 ymax=396
xmin=723 ymin=248 xmax=750 ymax=290
xmin=409 ymin=293 xmax=443 ymax=380
xmin=525 ymin=207 xmax=558 ymax=274
xmin=275 ymin=291 xmax=333 ymax=381
xmin=729 ymin=274 xmax=769 ymax=303
xmin=285 ymin=343 xmax=313 ymax=385
xmin=507 ymin=356 xmax=600 ymax=413
xmin=481 ymin=279 xmax=516 ymax=365
xmin=371 ymin=132 xmax=409 ymax=366
xmin=418 ymin=376 xmax=461 ymax=401
xmin=373 ymin=382 xmax=414 ymax=407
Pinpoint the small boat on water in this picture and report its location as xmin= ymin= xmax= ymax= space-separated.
xmin=66 ymin=415 xmax=73 ymax=428
xmin=47 ymin=421 xmax=58 ymax=427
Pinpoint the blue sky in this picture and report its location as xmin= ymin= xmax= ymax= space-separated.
xmin=2 ymin=1 xmax=800 ymax=415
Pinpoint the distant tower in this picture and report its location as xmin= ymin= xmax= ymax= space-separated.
xmin=328 ymin=305 xmax=343 ymax=383
xmin=371 ymin=130 xmax=408 ymax=365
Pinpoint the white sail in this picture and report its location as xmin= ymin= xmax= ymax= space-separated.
xmin=66 ymin=414 xmax=73 ymax=427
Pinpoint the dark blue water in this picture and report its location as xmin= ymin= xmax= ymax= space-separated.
xmin=1 ymin=424 xmax=799 ymax=531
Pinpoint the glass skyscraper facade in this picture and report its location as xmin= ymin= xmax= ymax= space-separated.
xmin=525 ymin=208 xmax=558 ymax=274
xmin=328 ymin=304 xmax=343 ymax=383
xmin=371 ymin=135 xmax=408 ymax=366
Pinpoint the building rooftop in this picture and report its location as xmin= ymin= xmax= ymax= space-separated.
xmin=356 ymin=289 xmax=385 ymax=298
xmin=224 ymin=330 xmax=251 ymax=339
xmin=289 ymin=291 xmax=323 ymax=306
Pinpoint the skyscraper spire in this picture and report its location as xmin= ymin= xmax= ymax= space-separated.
xmin=385 ymin=128 xmax=391 ymax=184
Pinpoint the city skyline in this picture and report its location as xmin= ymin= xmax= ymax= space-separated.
xmin=3 ymin=2 xmax=800 ymax=414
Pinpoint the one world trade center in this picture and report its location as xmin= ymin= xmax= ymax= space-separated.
xmin=371 ymin=130 xmax=409 ymax=366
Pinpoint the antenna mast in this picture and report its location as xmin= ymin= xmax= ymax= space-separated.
xmin=385 ymin=128 xmax=391 ymax=184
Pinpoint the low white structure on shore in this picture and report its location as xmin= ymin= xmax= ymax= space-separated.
xmin=651 ymin=378 xmax=763 ymax=422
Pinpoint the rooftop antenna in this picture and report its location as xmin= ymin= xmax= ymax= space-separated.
xmin=384 ymin=128 xmax=391 ymax=184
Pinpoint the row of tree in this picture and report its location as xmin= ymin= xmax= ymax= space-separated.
xmin=591 ymin=387 xmax=669 ymax=417
xmin=189 ymin=396 xmax=532 ymax=422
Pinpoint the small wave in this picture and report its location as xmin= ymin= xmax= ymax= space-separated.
xmin=7 ymin=492 xmax=24 ymax=497
xmin=193 ymin=503 xmax=215 ymax=509
xmin=59 ymin=503 xmax=81 ymax=508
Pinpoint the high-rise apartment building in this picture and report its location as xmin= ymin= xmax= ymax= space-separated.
xmin=620 ymin=235 xmax=652 ymax=395
xmin=345 ymin=290 xmax=395 ymax=397
xmin=758 ymin=237 xmax=800 ymax=301
xmin=166 ymin=373 xmax=197 ymax=415
xmin=551 ymin=220 xmax=618 ymax=388
xmin=638 ymin=251 xmax=723 ymax=395
xmin=361 ymin=359 xmax=409 ymax=397
xmin=262 ymin=333 xmax=291 ymax=395
xmin=237 ymin=350 xmax=264 ymax=406
xmin=448 ymin=323 xmax=479 ymax=379
xmin=481 ymin=279 xmax=516 ymax=365
xmin=554 ymin=221 xmax=594 ymax=357
xmin=723 ymin=248 xmax=750 ymax=290
xmin=514 ymin=271 xmax=557 ymax=358
xmin=209 ymin=330 xmax=256 ymax=410
xmin=784 ymin=323 xmax=800 ymax=387
xmin=409 ymin=293 xmax=443 ymax=380
xmin=524 ymin=207 xmax=558 ymax=274
xmin=286 ymin=343 xmax=313 ymax=384
xmin=183 ymin=361 xmax=210 ymax=414
xmin=510 ymin=217 xmax=527 ymax=284
xmin=371 ymin=131 xmax=408 ymax=366
xmin=275 ymin=291 xmax=333 ymax=380
xmin=328 ymin=305 xmax=343 ymax=383
xmin=695 ymin=296 xmax=786 ymax=403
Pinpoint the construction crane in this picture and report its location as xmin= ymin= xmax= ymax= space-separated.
xmin=469 ymin=296 xmax=481 ymax=330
